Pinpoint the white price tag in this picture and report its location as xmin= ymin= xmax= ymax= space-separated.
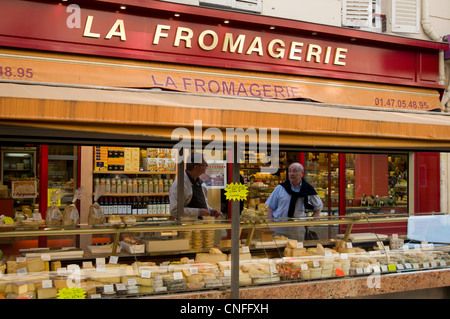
xmin=91 ymin=294 xmax=102 ymax=299
xmin=296 ymin=242 xmax=304 ymax=249
xmin=381 ymin=265 xmax=388 ymax=273
xmin=190 ymin=267 xmax=199 ymax=275
xmin=423 ymin=262 xmax=430 ymax=268
xmin=300 ymin=264 xmax=309 ymax=271
xmin=224 ymin=270 xmax=231 ymax=277
xmin=404 ymin=263 xmax=412 ymax=269
xmin=440 ymin=260 xmax=447 ymax=267
xmin=109 ymin=256 xmax=119 ymax=264
xmin=115 ymin=283 xmax=127 ymax=291
xmin=346 ymin=242 xmax=353 ymax=248
xmin=363 ymin=267 xmax=371 ymax=274
xmin=372 ymin=265 xmax=381 ymax=273
xmin=396 ymin=264 xmax=404 ymax=270
xmin=127 ymin=278 xmax=137 ymax=286
xmin=41 ymin=253 xmax=51 ymax=261
xmin=141 ymin=270 xmax=152 ymax=278
xmin=242 ymin=246 xmax=250 ymax=253
xmin=313 ymin=260 xmax=320 ymax=268
xmin=324 ymin=250 xmax=332 ymax=257
xmin=96 ymin=257 xmax=106 ymax=266
xmin=42 ymin=280 xmax=53 ymax=288
xmin=83 ymin=261 xmax=93 ymax=268
xmin=412 ymin=263 xmax=420 ymax=269
xmin=173 ymin=271 xmax=183 ymax=280
xmin=431 ymin=261 xmax=438 ymax=268
xmin=356 ymin=268 xmax=363 ymax=275
xmin=340 ymin=253 xmax=348 ymax=260
xmin=103 ymin=284 xmax=114 ymax=293
xmin=16 ymin=257 xmax=26 ymax=263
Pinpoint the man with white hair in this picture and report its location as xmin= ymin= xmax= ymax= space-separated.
xmin=266 ymin=162 xmax=323 ymax=240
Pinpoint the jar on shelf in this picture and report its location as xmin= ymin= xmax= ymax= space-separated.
xmin=138 ymin=179 xmax=144 ymax=193
xmin=132 ymin=179 xmax=138 ymax=193
xmin=122 ymin=179 xmax=128 ymax=194
xmin=127 ymin=179 xmax=133 ymax=194
xmin=105 ymin=178 xmax=111 ymax=193
xmin=111 ymin=178 xmax=117 ymax=193
xmin=148 ymin=179 xmax=154 ymax=194
xmin=158 ymin=179 xmax=164 ymax=193
xmin=143 ymin=178 xmax=149 ymax=193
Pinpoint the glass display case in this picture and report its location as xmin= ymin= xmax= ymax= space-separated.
xmin=47 ymin=145 xmax=78 ymax=209
xmin=0 ymin=214 xmax=449 ymax=299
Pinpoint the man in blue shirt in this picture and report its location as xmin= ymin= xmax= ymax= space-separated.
xmin=266 ymin=162 xmax=323 ymax=240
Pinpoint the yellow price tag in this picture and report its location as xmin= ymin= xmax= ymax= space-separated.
xmin=388 ymin=264 xmax=397 ymax=272
xmin=224 ymin=182 xmax=248 ymax=201
xmin=57 ymin=287 xmax=86 ymax=299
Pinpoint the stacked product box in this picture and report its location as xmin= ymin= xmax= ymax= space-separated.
xmin=124 ymin=147 xmax=140 ymax=171
xmin=94 ymin=146 xmax=108 ymax=171
xmin=143 ymin=148 xmax=176 ymax=172
xmin=107 ymin=147 xmax=125 ymax=171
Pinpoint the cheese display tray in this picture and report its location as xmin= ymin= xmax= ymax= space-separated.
xmin=337 ymin=232 xmax=389 ymax=242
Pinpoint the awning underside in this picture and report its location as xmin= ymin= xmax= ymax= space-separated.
xmin=1 ymin=82 xmax=450 ymax=151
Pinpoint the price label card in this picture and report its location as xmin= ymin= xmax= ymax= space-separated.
xmin=340 ymin=253 xmax=348 ymax=260
xmin=109 ymin=256 xmax=119 ymax=264
xmin=41 ymin=253 xmax=51 ymax=261
xmin=96 ymin=258 xmax=106 ymax=266
xmin=242 ymin=246 xmax=250 ymax=253
xmin=103 ymin=284 xmax=114 ymax=293
xmin=173 ymin=272 xmax=183 ymax=280
xmin=372 ymin=265 xmax=381 ymax=273
xmin=381 ymin=265 xmax=388 ymax=273
xmin=405 ymin=263 xmax=412 ymax=269
xmin=346 ymin=242 xmax=353 ymax=248
xmin=324 ymin=250 xmax=332 ymax=257
xmin=430 ymin=261 xmax=438 ymax=268
xmin=224 ymin=270 xmax=231 ymax=277
xmin=301 ymin=264 xmax=309 ymax=271
xmin=440 ymin=260 xmax=447 ymax=267
xmin=296 ymin=242 xmax=304 ymax=249
xmin=423 ymin=262 xmax=430 ymax=268
xmin=115 ymin=283 xmax=127 ymax=291
xmin=356 ymin=268 xmax=363 ymax=275
xmin=363 ymin=267 xmax=371 ymax=274
xmin=83 ymin=261 xmax=93 ymax=268
xmin=190 ymin=267 xmax=199 ymax=274
xmin=16 ymin=257 xmax=26 ymax=263
xmin=127 ymin=278 xmax=137 ymax=286
xmin=412 ymin=263 xmax=420 ymax=269
xmin=388 ymin=264 xmax=397 ymax=272
xmin=42 ymin=280 xmax=53 ymax=288
xmin=91 ymin=294 xmax=102 ymax=299
xmin=141 ymin=270 xmax=152 ymax=278
xmin=396 ymin=264 xmax=404 ymax=270
xmin=313 ymin=260 xmax=320 ymax=268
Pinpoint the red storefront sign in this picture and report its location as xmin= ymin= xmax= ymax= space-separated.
xmin=0 ymin=0 xmax=446 ymax=89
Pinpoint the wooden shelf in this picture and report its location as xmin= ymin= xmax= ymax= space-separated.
xmin=96 ymin=193 xmax=169 ymax=197
xmin=93 ymin=171 xmax=175 ymax=175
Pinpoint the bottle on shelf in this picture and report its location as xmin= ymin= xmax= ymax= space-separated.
xmin=126 ymin=197 xmax=132 ymax=215
xmin=165 ymin=196 xmax=170 ymax=214
xmin=132 ymin=197 xmax=138 ymax=215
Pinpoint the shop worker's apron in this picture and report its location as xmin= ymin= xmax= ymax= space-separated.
xmin=186 ymin=173 xmax=208 ymax=210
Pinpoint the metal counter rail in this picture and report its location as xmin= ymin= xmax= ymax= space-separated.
xmin=0 ymin=215 xmax=409 ymax=238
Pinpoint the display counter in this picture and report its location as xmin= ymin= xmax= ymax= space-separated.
xmin=1 ymin=215 xmax=450 ymax=299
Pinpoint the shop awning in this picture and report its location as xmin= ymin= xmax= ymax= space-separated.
xmin=1 ymin=82 xmax=450 ymax=151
